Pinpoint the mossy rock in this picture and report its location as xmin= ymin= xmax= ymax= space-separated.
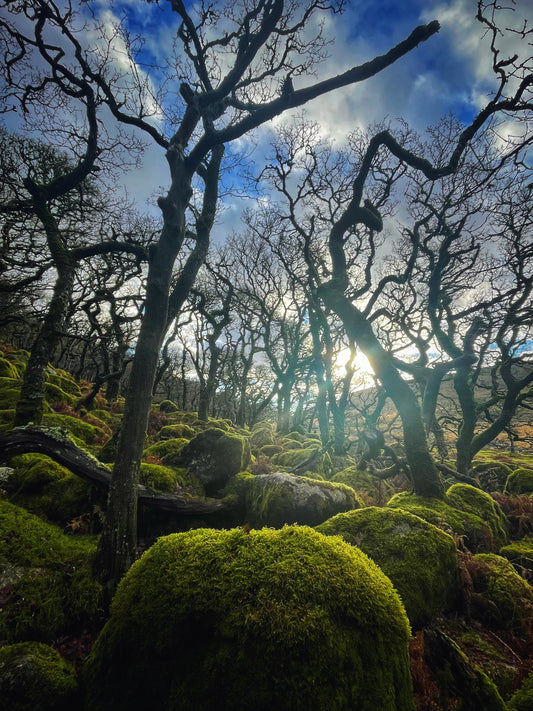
xmin=271 ymin=447 xmax=322 ymax=472
xmin=139 ymin=463 xmax=181 ymax=493
xmin=90 ymin=409 xmax=116 ymax=425
xmin=505 ymin=468 xmax=533 ymax=495
xmin=143 ymin=438 xmax=189 ymax=461
xmin=158 ymin=399 xmax=179 ymax=413
xmin=0 ymin=385 xmax=23 ymax=410
xmin=281 ymin=438 xmax=303 ymax=450
xmin=0 ymin=356 xmax=20 ymax=379
xmin=0 ymin=641 xmax=78 ymax=711
xmin=42 ymin=413 xmax=105 ymax=446
xmin=508 ymin=667 xmax=533 ymax=710
xmin=82 ymin=526 xmax=414 ymax=711
xmin=331 ymin=466 xmax=394 ymax=503
xmin=446 ymin=484 xmax=508 ymax=548
xmin=46 ymin=369 xmax=82 ymax=397
xmin=178 ymin=428 xmax=251 ymax=495
xmin=0 ymin=408 xmax=14 ymax=424
xmin=0 ymin=500 xmax=102 ymax=642
xmin=471 ymin=554 xmax=533 ymax=633
xmin=157 ymin=423 xmax=196 ymax=440
xmin=249 ymin=425 xmax=274 ymax=449
xmin=418 ymin=629 xmax=506 ymax=710
xmin=44 ymin=381 xmax=77 ymax=405
xmin=259 ymin=444 xmax=283 ymax=457
xmin=471 ymin=461 xmax=513 ymax=493
xmin=387 ymin=491 xmax=498 ymax=552
xmin=241 ymin=472 xmax=360 ymax=528
xmin=500 ymin=538 xmax=533 ymax=580
xmin=316 ymin=507 xmax=459 ymax=629
xmin=7 ymin=453 xmax=92 ymax=524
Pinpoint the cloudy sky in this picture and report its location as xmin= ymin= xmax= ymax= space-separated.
xmin=75 ymin=0 xmax=526 ymax=232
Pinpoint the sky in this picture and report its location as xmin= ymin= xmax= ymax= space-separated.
xmin=67 ymin=0 xmax=529 ymax=231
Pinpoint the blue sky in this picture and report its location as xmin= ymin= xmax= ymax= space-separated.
xmin=82 ymin=0 xmax=528 ymax=220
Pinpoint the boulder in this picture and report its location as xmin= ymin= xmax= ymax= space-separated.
xmin=316 ymin=506 xmax=460 ymax=629
xmin=83 ymin=526 xmax=414 ymax=711
xmin=241 ymin=471 xmax=360 ymax=528
xmin=177 ymin=427 xmax=250 ymax=495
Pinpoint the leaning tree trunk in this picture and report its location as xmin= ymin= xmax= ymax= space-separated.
xmin=321 ymin=285 xmax=444 ymax=499
xmin=14 ymin=220 xmax=76 ymax=426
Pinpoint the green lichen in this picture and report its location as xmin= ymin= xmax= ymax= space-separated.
xmin=316 ymin=507 xmax=459 ymax=629
xmin=83 ymin=526 xmax=414 ymax=711
xmin=0 ymin=641 xmax=78 ymax=711
xmin=505 ymin=468 xmax=533 ymax=495
xmin=472 ymin=553 xmax=533 ymax=633
xmin=0 ymin=500 xmax=102 ymax=642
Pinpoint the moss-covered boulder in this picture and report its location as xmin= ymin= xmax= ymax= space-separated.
xmin=240 ymin=471 xmax=359 ymax=528
xmin=500 ymin=537 xmax=533 ymax=580
xmin=42 ymin=413 xmax=106 ymax=446
xmin=7 ymin=453 xmax=92 ymax=525
xmin=471 ymin=554 xmax=533 ymax=633
xmin=0 ymin=355 xmax=21 ymax=379
xmin=446 ymin=484 xmax=508 ymax=548
xmin=331 ymin=466 xmax=394 ymax=504
xmin=0 ymin=642 xmax=78 ymax=711
xmin=505 ymin=468 xmax=533 ymax=495
xmin=177 ymin=428 xmax=251 ymax=495
xmin=270 ymin=446 xmax=322 ymax=473
xmin=157 ymin=423 xmax=196 ymax=440
xmin=471 ymin=461 xmax=513 ymax=493
xmin=158 ymin=399 xmax=179 ymax=413
xmin=387 ymin=487 xmax=502 ymax=553
xmin=508 ymin=667 xmax=533 ymax=711
xmin=0 ymin=500 xmax=102 ymax=643
xmin=249 ymin=424 xmax=275 ymax=449
xmin=82 ymin=526 xmax=414 ymax=711
xmin=316 ymin=507 xmax=459 ymax=629
xmin=143 ymin=437 xmax=189 ymax=461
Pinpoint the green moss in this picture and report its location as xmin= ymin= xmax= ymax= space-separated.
xmin=281 ymin=439 xmax=303 ymax=450
xmin=143 ymin=437 xmax=189 ymax=460
xmin=387 ymin=491 xmax=497 ymax=552
xmin=157 ymin=423 xmax=196 ymax=440
xmin=241 ymin=472 xmax=359 ymax=528
xmin=0 ymin=500 xmax=102 ymax=642
xmin=6 ymin=453 xmax=92 ymax=524
xmin=316 ymin=507 xmax=459 ymax=629
xmin=446 ymin=484 xmax=508 ymax=547
xmin=0 ymin=356 xmax=20 ymax=379
xmin=505 ymin=468 xmax=533 ymax=495
xmin=284 ymin=431 xmax=303 ymax=441
xmin=332 ymin=466 xmax=394 ymax=503
xmin=457 ymin=631 xmax=515 ymax=699
xmin=271 ymin=447 xmax=321 ymax=471
xmin=42 ymin=413 xmax=104 ymax=445
xmin=0 ymin=641 xmax=78 ymax=711
xmin=472 ymin=554 xmax=533 ymax=632
xmin=249 ymin=425 xmax=274 ymax=449
xmin=0 ymin=408 xmax=14 ymax=424
xmin=44 ymin=381 xmax=77 ymax=405
xmin=158 ymin=399 xmax=179 ymax=413
xmin=0 ymin=385 xmax=23 ymax=410
xmin=259 ymin=444 xmax=283 ymax=457
xmin=508 ymin=668 xmax=533 ymax=710
xmin=500 ymin=538 xmax=533 ymax=578
xmin=139 ymin=463 xmax=181 ymax=493
xmin=46 ymin=369 xmax=82 ymax=397
xmin=83 ymin=526 xmax=414 ymax=711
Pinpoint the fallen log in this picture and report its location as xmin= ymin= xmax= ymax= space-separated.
xmin=0 ymin=426 xmax=231 ymax=515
